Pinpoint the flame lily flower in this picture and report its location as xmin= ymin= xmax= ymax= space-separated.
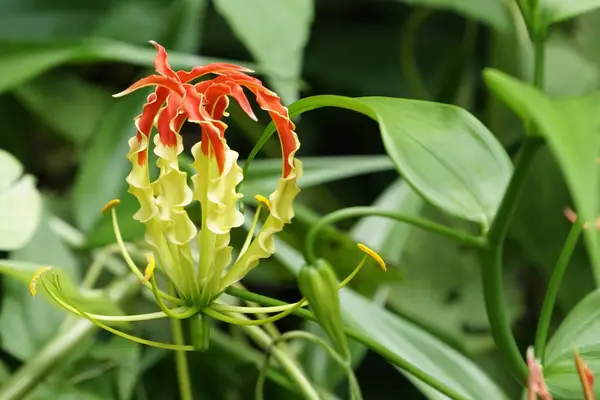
xmin=113 ymin=41 xmax=302 ymax=306
xmin=29 ymin=42 xmax=385 ymax=352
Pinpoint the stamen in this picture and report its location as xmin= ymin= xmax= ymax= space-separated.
xmin=357 ymin=243 xmax=386 ymax=271
xmin=144 ymin=253 xmax=156 ymax=283
xmin=254 ymin=194 xmax=271 ymax=212
xmin=102 ymin=198 xmax=121 ymax=214
xmin=29 ymin=266 xmax=52 ymax=296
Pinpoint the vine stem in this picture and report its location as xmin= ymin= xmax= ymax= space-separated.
xmin=304 ymin=206 xmax=484 ymax=264
xmin=226 ymin=287 xmax=469 ymax=400
xmin=480 ymin=20 xmax=547 ymax=384
xmin=534 ymin=222 xmax=583 ymax=363
xmin=481 ymin=137 xmax=541 ymax=384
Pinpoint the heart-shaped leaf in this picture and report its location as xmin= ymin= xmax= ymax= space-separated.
xmin=263 ymin=95 xmax=512 ymax=230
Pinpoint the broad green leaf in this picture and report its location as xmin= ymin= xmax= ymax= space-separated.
xmin=270 ymin=230 xmax=507 ymax=400
xmin=395 ymin=0 xmax=511 ymax=33
xmin=0 ymin=149 xmax=41 ymax=251
xmin=545 ymin=289 xmax=600 ymax=398
xmin=281 ymin=95 xmax=512 ymax=229
xmin=0 ymin=38 xmax=259 ymax=94
xmin=14 ymin=72 xmax=113 ymax=145
xmin=214 ymin=0 xmax=314 ymax=103
xmin=485 ymin=69 xmax=600 ymax=283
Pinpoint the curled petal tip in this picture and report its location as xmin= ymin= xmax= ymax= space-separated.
xmin=102 ymin=199 xmax=121 ymax=214
xmin=30 ymin=266 xmax=52 ymax=296
xmin=357 ymin=243 xmax=386 ymax=271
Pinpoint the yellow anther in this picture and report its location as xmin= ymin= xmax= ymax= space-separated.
xmin=30 ymin=266 xmax=52 ymax=296
xmin=357 ymin=243 xmax=386 ymax=271
xmin=102 ymin=199 xmax=121 ymax=214
xmin=143 ymin=253 xmax=156 ymax=283
xmin=254 ymin=194 xmax=271 ymax=211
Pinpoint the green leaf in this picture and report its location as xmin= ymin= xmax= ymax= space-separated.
xmin=395 ymin=0 xmax=511 ymax=33
xmin=242 ymin=155 xmax=395 ymax=195
xmin=14 ymin=72 xmax=113 ymax=145
xmin=0 ymin=149 xmax=41 ymax=251
xmin=545 ymin=288 xmax=600 ymax=398
xmin=271 ymin=230 xmax=507 ymax=399
xmin=484 ymin=69 xmax=600 ymax=283
xmin=539 ymin=0 xmax=600 ymax=26
xmin=214 ymin=0 xmax=313 ymax=103
xmin=282 ymin=95 xmax=512 ymax=229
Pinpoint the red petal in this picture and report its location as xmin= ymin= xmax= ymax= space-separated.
xmin=133 ymin=87 xmax=169 ymax=164
xmin=149 ymin=41 xmax=179 ymax=80
xmin=177 ymin=63 xmax=254 ymax=83
xmin=113 ymin=75 xmax=182 ymax=98
xmin=156 ymin=93 xmax=183 ymax=147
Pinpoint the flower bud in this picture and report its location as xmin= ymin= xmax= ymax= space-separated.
xmin=298 ymin=259 xmax=349 ymax=359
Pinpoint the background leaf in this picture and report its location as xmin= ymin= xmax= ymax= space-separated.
xmin=284 ymin=95 xmax=513 ymax=229
xmin=214 ymin=0 xmax=314 ymax=103
xmin=394 ymin=0 xmax=511 ymax=33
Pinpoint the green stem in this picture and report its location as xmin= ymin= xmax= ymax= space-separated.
xmin=256 ymin=331 xmax=362 ymax=400
xmin=305 ymin=207 xmax=484 ymax=263
xmin=171 ymin=286 xmax=194 ymax=400
xmin=0 ymin=277 xmax=137 ymax=400
xmin=226 ymin=287 xmax=469 ymax=400
xmin=534 ymin=221 xmax=583 ymax=362
xmin=240 ymin=319 xmax=321 ymax=400
xmin=400 ymin=8 xmax=433 ymax=100
xmin=481 ymin=138 xmax=542 ymax=384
